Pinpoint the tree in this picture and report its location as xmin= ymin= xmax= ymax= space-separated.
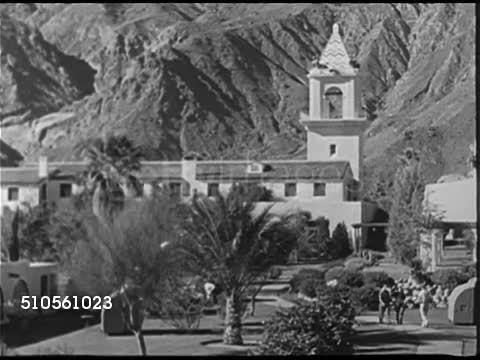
xmin=329 ymin=222 xmax=352 ymax=259
xmin=177 ymin=183 xmax=302 ymax=345
xmin=62 ymin=193 xmax=182 ymax=355
xmin=387 ymin=148 xmax=439 ymax=266
xmin=1 ymin=204 xmax=54 ymax=262
xmin=82 ymin=134 xmax=144 ymax=220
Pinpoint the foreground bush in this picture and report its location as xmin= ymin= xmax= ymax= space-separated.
xmin=255 ymin=294 xmax=355 ymax=355
xmin=431 ymin=269 xmax=470 ymax=291
xmin=289 ymin=268 xmax=325 ymax=293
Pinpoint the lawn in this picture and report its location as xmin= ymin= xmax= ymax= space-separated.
xmin=13 ymin=298 xmax=283 ymax=356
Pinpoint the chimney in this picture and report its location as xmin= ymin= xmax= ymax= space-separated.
xmin=39 ymin=156 xmax=48 ymax=178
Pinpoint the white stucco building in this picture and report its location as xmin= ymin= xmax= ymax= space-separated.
xmin=0 ymin=24 xmax=379 ymax=249
xmin=420 ymin=170 xmax=477 ymax=271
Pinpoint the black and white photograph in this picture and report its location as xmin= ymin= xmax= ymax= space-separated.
xmin=0 ymin=2 xmax=477 ymax=356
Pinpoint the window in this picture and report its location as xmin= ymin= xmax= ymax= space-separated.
xmin=284 ymin=183 xmax=297 ymax=197
xmin=325 ymin=86 xmax=343 ymax=119
xmin=329 ymin=144 xmax=337 ymax=157
xmin=313 ymin=183 xmax=326 ymax=196
xmin=207 ymin=183 xmax=220 ymax=197
xmin=8 ymin=187 xmax=19 ymax=201
xmin=59 ymin=183 xmax=72 ymax=198
xmin=169 ymin=183 xmax=181 ymax=196
xmin=247 ymin=162 xmax=263 ymax=174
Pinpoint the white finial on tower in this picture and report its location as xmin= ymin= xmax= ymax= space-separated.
xmin=333 ymin=23 xmax=339 ymax=34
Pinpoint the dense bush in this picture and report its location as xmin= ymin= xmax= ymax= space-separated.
xmin=290 ymin=268 xmax=326 ymax=293
xmin=431 ymin=269 xmax=470 ymax=291
xmin=363 ymin=271 xmax=390 ymax=288
xmin=324 ymin=266 xmax=345 ymax=283
xmin=344 ymin=257 xmax=369 ymax=272
xmin=268 ymin=266 xmax=282 ymax=280
xmin=255 ymin=293 xmax=355 ymax=355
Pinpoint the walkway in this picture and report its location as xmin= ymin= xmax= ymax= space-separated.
xmin=354 ymin=308 xmax=477 ymax=355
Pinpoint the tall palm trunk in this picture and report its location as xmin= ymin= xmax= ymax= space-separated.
xmin=223 ymin=291 xmax=243 ymax=345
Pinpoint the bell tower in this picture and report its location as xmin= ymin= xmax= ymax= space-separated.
xmin=300 ymin=23 xmax=368 ymax=182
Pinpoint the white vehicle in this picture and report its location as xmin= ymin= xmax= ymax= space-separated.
xmin=0 ymin=260 xmax=59 ymax=325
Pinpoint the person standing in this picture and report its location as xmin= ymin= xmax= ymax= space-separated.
xmin=392 ymin=286 xmax=407 ymax=325
xmin=418 ymin=283 xmax=432 ymax=328
xmin=378 ymin=282 xmax=392 ymax=324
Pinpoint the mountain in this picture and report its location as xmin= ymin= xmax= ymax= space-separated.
xmin=0 ymin=3 xmax=475 ymax=187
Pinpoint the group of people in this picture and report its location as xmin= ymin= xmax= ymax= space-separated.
xmin=378 ymin=276 xmax=451 ymax=328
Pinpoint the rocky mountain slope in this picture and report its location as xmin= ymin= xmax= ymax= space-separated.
xmin=0 ymin=3 xmax=475 ymax=186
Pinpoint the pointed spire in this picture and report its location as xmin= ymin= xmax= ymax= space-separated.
xmin=316 ymin=23 xmax=357 ymax=76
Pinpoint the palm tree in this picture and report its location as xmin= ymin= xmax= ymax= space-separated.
xmin=177 ymin=183 xmax=302 ymax=345
xmin=83 ymin=135 xmax=144 ymax=219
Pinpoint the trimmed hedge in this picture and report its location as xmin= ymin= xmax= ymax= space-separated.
xmin=344 ymin=257 xmax=369 ymax=272
xmin=324 ymin=266 xmax=345 ymax=283
xmin=290 ymin=268 xmax=326 ymax=293
xmin=363 ymin=271 xmax=390 ymax=288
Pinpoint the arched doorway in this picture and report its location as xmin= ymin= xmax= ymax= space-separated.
xmin=325 ymin=86 xmax=343 ymax=119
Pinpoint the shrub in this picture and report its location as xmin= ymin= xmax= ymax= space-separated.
xmin=161 ymin=282 xmax=204 ymax=330
xmin=345 ymin=257 xmax=369 ymax=272
xmin=290 ymin=268 xmax=325 ymax=293
xmin=324 ymin=266 xmax=345 ymax=283
xmin=268 ymin=266 xmax=282 ymax=280
xmin=431 ymin=269 xmax=470 ymax=291
xmin=338 ymin=270 xmax=365 ymax=288
xmin=255 ymin=293 xmax=355 ymax=355
xmin=363 ymin=271 xmax=390 ymax=288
